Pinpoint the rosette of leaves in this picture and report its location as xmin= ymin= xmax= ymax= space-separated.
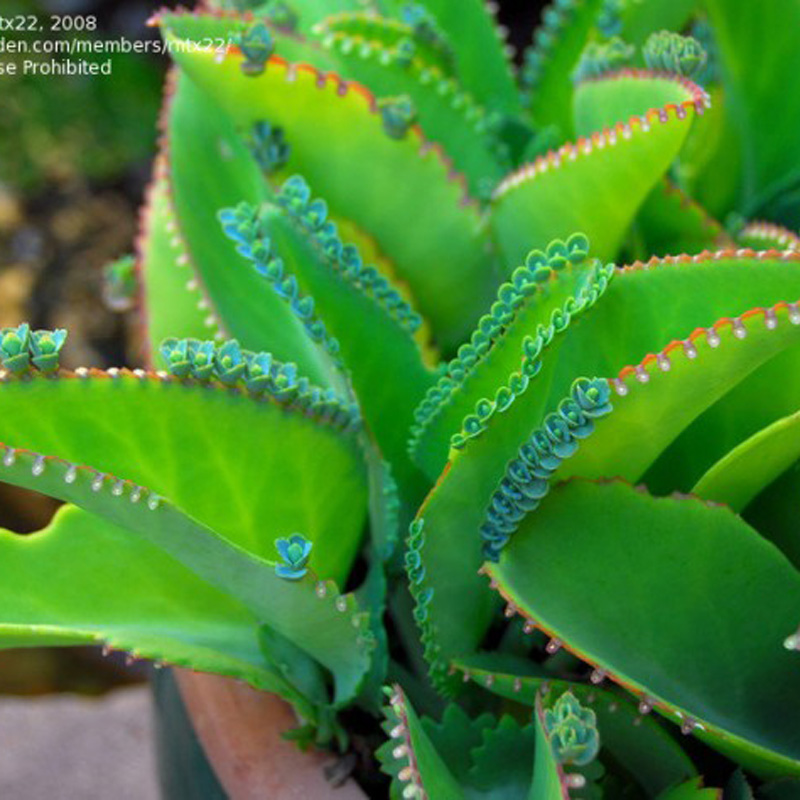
xmin=0 ymin=0 xmax=800 ymax=796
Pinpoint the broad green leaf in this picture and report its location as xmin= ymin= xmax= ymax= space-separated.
xmin=492 ymin=75 xmax=703 ymax=266
xmin=380 ymin=685 xmax=466 ymax=799
xmin=314 ymin=10 xmax=458 ymax=75
xmin=166 ymin=72 xmax=342 ymax=387
xmin=162 ymin=31 xmax=497 ymax=349
xmin=0 ymin=370 xmax=366 ymax=582
xmin=314 ymin=29 xmax=505 ymax=194
xmin=487 ymin=479 xmax=800 ymax=777
xmin=563 ymin=301 xmax=800 ymax=486
xmin=410 ymin=0 xmax=521 ymax=116
xmin=738 ymin=222 xmax=800 ymax=252
xmin=522 ymin=0 xmax=604 ymax=135
xmin=572 ymin=70 xmax=709 ymax=138
xmin=704 ymin=0 xmax=800 ymax=215
xmin=538 ymin=253 xmax=800 ymax=485
xmin=0 ymin=449 xmax=372 ymax=706
xmin=640 ymin=318 xmax=800 ymax=499
xmin=692 ymin=409 xmax=800 ymax=511
xmin=0 ymin=505 xmax=284 ymax=692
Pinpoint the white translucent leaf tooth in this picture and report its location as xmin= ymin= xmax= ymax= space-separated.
xmin=3 ymin=448 xmax=15 ymax=467
xmin=611 ymin=378 xmax=628 ymax=396
xmin=64 ymin=465 xmax=77 ymax=484
xmin=764 ymin=308 xmax=778 ymax=329
xmin=31 ymin=455 xmax=45 ymax=476
xmin=91 ymin=474 xmax=104 ymax=492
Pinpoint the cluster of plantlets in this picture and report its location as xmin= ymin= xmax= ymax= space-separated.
xmin=1 ymin=0 xmax=800 ymax=796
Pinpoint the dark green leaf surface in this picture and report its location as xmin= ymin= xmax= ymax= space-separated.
xmin=488 ymin=479 xmax=800 ymax=776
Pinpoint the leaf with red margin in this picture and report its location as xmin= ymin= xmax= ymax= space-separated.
xmin=0 ymin=505 xmax=312 ymax=706
xmin=0 ymin=448 xmax=373 ymax=707
xmin=738 ymin=222 xmax=800 ymax=252
xmin=378 ymin=684 xmax=467 ymax=799
xmin=486 ymin=478 xmax=800 ymax=778
xmin=561 ymin=300 xmax=800 ymax=487
xmin=0 ymin=368 xmax=367 ymax=583
xmin=163 ymin=72 xmax=345 ymax=388
xmin=159 ymin=23 xmax=497 ymax=349
xmin=451 ymin=654 xmax=697 ymax=797
xmin=313 ymin=26 xmax=505 ymax=194
xmin=492 ymin=72 xmax=707 ymax=266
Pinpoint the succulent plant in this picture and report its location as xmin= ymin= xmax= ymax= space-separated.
xmin=2 ymin=0 xmax=800 ymax=796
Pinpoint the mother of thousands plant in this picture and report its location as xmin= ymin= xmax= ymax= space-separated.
xmin=3 ymin=0 xmax=800 ymax=795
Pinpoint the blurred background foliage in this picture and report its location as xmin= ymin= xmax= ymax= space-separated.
xmin=0 ymin=0 xmax=168 ymax=695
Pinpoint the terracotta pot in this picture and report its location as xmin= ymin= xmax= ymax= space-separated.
xmin=173 ymin=669 xmax=368 ymax=800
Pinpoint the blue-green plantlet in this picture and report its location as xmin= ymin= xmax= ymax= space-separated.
xmin=544 ymin=691 xmax=600 ymax=767
xmin=275 ymin=534 xmax=313 ymax=580
xmin=6 ymin=0 xmax=800 ymax=796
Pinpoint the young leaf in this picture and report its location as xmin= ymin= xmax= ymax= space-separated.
xmin=161 ymin=29 xmax=498 ymax=348
xmin=164 ymin=73 xmax=347 ymax=388
xmin=492 ymin=71 xmax=706 ymax=266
